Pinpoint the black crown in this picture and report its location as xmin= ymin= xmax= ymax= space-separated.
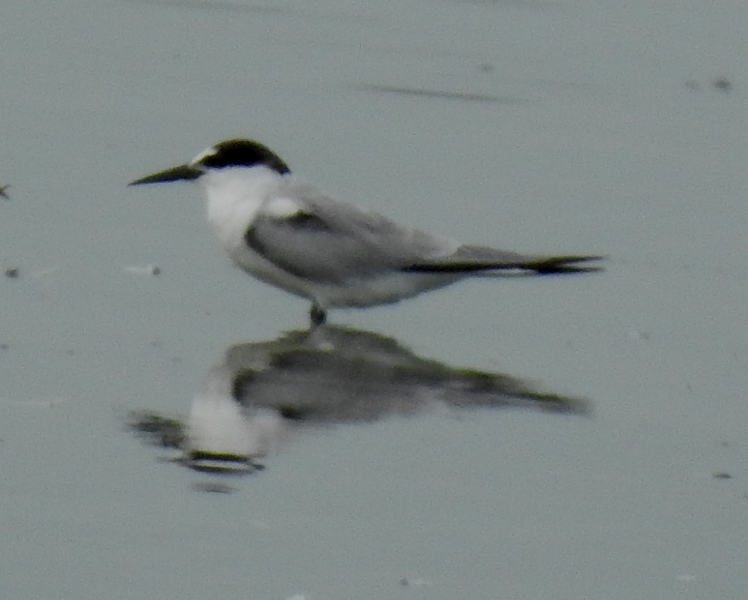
xmin=198 ymin=139 xmax=291 ymax=174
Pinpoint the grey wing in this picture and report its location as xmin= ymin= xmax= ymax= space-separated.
xmin=244 ymin=184 xmax=458 ymax=284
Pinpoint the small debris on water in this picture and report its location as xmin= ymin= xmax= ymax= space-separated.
xmin=685 ymin=76 xmax=734 ymax=93
xmin=627 ymin=329 xmax=650 ymax=342
xmin=191 ymin=481 xmax=237 ymax=494
xmin=712 ymin=76 xmax=732 ymax=92
xmin=125 ymin=264 xmax=161 ymax=276
xmin=399 ymin=577 xmax=432 ymax=587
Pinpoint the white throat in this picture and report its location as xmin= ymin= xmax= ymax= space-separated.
xmin=202 ymin=165 xmax=284 ymax=250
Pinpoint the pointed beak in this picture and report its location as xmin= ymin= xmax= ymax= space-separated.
xmin=129 ymin=164 xmax=203 ymax=186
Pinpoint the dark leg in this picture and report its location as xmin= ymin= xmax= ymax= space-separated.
xmin=310 ymin=304 xmax=327 ymax=328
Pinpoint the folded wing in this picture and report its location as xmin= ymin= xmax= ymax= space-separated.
xmin=244 ymin=185 xmax=459 ymax=284
xmin=245 ymin=183 xmax=603 ymax=283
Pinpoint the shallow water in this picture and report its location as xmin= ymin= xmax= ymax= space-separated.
xmin=1 ymin=0 xmax=747 ymax=598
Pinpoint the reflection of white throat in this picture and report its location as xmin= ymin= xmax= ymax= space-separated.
xmin=187 ymin=364 xmax=285 ymax=463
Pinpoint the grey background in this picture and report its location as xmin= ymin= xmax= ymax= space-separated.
xmin=1 ymin=0 xmax=746 ymax=598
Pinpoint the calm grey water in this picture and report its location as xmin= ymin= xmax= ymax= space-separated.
xmin=1 ymin=0 xmax=747 ymax=598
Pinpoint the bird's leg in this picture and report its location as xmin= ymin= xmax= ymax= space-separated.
xmin=310 ymin=304 xmax=327 ymax=329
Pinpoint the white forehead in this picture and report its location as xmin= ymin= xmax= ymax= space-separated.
xmin=190 ymin=146 xmax=218 ymax=165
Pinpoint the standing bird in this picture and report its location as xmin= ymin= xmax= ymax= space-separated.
xmin=130 ymin=139 xmax=601 ymax=327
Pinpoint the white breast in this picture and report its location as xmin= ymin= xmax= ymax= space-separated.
xmin=201 ymin=167 xmax=317 ymax=300
xmin=202 ymin=166 xmax=280 ymax=250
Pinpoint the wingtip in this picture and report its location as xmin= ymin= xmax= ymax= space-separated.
xmin=530 ymin=254 xmax=606 ymax=274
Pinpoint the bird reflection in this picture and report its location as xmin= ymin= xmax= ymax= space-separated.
xmin=129 ymin=326 xmax=589 ymax=474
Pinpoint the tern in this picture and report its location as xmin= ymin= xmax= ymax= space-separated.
xmin=130 ymin=139 xmax=602 ymax=327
